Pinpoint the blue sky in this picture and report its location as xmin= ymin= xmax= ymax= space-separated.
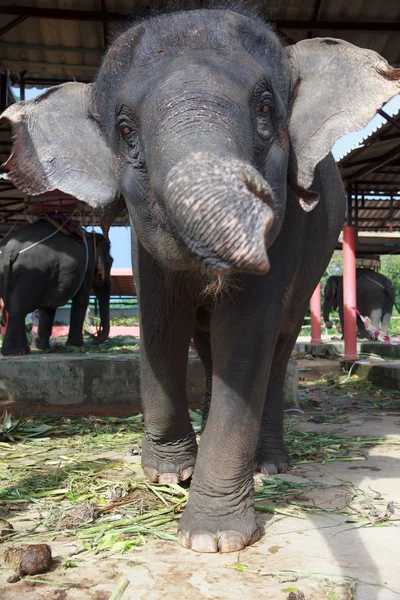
xmin=14 ymin=87 xmax=400 ymax=268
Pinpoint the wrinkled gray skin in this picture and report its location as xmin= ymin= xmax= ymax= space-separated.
xmin=324 ymin=269 xmax=396 ymax=339
xmin=0 ymin=220 xmax=113 ymax=355
xmin=1 ymin=7 xmax=399 ymax=553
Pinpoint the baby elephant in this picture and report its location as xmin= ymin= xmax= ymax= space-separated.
xmin=2 ymin=5 xmax=399 ymax=553
xmin=0 ymin=219 xmax=113 ymax=355
xmin=324 ymin=269 xmax=397 ymax=338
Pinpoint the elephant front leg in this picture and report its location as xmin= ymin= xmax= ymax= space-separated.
xmin=67 ymin=292 xmax=89 ymax=347
xmin=1 ymin=308 xmax=29 ymax=356
xmin=138 ymin=270 xmax=198 ymax=483
xmin=178 ymin=310 xmax=272 ymax=553
xmin=255 ymin=341 xmax=292 ymax=475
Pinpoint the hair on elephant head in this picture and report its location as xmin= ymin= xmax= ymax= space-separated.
xmin=2 ymin=7 xmax=399 ymax=277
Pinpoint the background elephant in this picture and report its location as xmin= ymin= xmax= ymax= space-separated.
xmin=2 ymin=7 xmax=399 ymax=553
xmin=324 ymin=269 xmax=397 ymax=339
xmin=0 ymin=219 xmax=113 ymax=355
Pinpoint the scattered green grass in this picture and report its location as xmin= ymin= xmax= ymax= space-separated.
xmin=49 ymin=335 xmax=140 ymax=355
xmin=0 ymin=411 xmax=398 ymax=556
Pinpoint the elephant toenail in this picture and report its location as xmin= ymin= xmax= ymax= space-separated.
xmin=158 ymin=473 xmax=180 ymax=484
xmin=180 ymin=466 xmax=194 ymax=481
xmin=143 ymin=467 xmax=159 ymax=482
xmin=262 ymin=463 xmax=278 ymax=475
xmin=190 ymin=534 xmax=218 ymax=553
xmin=218 ymin=532 xmax=246 ymax=553
xmin=178 ymin=531 xmax=190 ymax=549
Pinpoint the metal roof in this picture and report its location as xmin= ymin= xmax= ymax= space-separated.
xmin=338 ymin=110 xmax=400 ymax=235
xmin=0 ymin=0 xmax=399 ymax=87
xmin=0 ymin=1 xmax=399 ymax=239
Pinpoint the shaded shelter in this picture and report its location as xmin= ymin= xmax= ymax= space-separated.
xmin=0 ymin=1 xmax=399 ymax=355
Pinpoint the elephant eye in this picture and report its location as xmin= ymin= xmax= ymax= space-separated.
xmin=119 ymin=123 xmax=134 ymax=139
xmin=261 ymin=105 xmax=270 ymax=113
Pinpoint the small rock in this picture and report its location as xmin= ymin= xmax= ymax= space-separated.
xmin=288 ymin=591 xmax=306 ymax=600
xmin=108 ymin=485 xmax=124 ymax=503
xmin=130 ymin=444 xmax=141 ymax=456
xmin=5 ymin=543 xmax=53 ymax=583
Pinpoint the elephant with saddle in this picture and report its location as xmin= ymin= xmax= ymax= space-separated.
xmin=0 ymin=219 xmax=113 ymax=356
xmin=2 ymin=6 xmax=399 ymax=552
xmin=324 ymin=269 xmax=397 ymax=339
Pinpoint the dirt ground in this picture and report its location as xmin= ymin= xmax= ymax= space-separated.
xmin=0 ymin=359 xmax=399 ymax=600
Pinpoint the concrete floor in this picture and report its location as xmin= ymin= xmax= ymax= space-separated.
xmin=0 ymin=412 xmax=399 ymax=600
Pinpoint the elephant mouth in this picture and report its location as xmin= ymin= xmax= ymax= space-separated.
xmin=164 ymin=153 xmax=276 ymax=275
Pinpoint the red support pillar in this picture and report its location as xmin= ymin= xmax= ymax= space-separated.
xmin=310 ymin=283 xmax=322 ymax=344
xmin=343 ymin=226 xmax=358 ymax=361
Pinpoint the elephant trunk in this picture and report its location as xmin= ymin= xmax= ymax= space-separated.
xmin=164 ymin=152 xmax=275 ymax=275
xmin=93 ymin=286 xmax=110 ymax=344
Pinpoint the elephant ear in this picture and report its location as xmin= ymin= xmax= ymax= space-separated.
xmin=286 ymin=38 xmax=400 ymax=211
xmin=1 ymin=82 xmax=117 ymax=208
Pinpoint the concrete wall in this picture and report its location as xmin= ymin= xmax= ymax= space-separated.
xmin=0 ymin=355 xmax=298 ymax=414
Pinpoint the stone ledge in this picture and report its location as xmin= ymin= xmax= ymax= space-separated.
xmin=350 ymin=360 xmax=400 ymax=392
xmin=0 ymin=354 xmax=298 ymax=413
xmin=293 ymin=341 xmax=400 ymax=361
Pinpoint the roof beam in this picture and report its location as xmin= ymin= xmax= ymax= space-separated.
xmin=351 ymin=180 xmax=400 ymax=186
xmin=378 ymin=110 xmax=400 ymax=132
xmin=344 ymin=146 xmax=400 ymax=183
xmin=0 ymin=41 xmax=102 ymax=54
xmin=0 ymin=6 xmax=116 ymax=22
xmin=14 ymin=77 xmax=90 ymax=86
xmin=0 ymin=7 xmax=399 ymax=32
xmin=0 ymin=15 xmax=28 ymax=37
xmin=0 ymin=59 xmax=97 ymax=72
xmin=346 ymin=155 xmax=400 ymax=168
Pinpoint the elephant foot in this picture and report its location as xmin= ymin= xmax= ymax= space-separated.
xmin=31 ymin=336 xmax=50 ymax=351
xmin=1 ymin=345 xmax=30 ymax=357
xmin=141 ymin=430 xmax=198 ymax=483
xmin=92 ymin=331 xmax=109 ymax=345
xmin=178 ymin=488 xmax=260 ymax=553
xmin=254 ymin=443 xmax=290 ymax=476
xmin=65 ymin=337 xmax=84 ymax=348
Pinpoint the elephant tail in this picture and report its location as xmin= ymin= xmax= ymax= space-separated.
xmin=2 ymin=248 xmax=19 ymax=313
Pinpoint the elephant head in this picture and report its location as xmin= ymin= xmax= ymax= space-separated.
xmin=91 ymin=234 xmax=113 ymax=344
xmin=323 ymin=275 xmax=342 ymax=328
xmin=1 ymin=9 xmax=399 ymax=277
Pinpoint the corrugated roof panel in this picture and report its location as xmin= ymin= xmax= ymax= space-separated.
xmin=0 ymin=0 xmax=399 ymax=83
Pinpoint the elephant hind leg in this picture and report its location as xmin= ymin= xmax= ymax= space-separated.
xmin=369 ymin=308 xmax=383 ymax=339
xmin=32 ymin=308 xmax=56 ymax=351
xmin=192 ymin=307 xmax=212 ymax=431
xmin=254 ymin=328 xmax=294 ymax=476
xmin=381 ymin=311 xmax=392 ymax=335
